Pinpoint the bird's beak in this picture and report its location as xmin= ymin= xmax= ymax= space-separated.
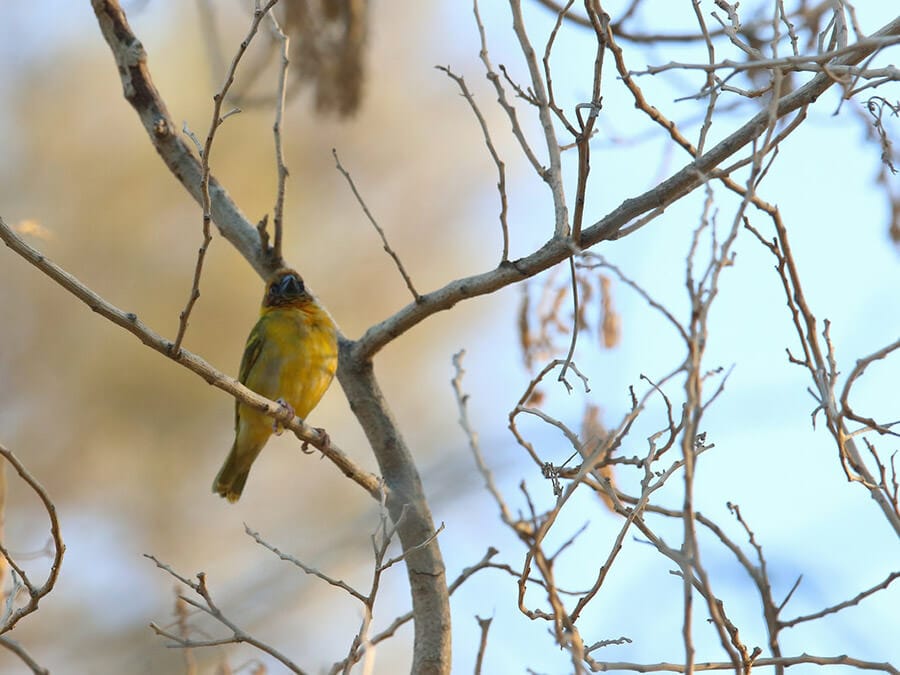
xmin=276 ymin=274 xmax=303 ymax=297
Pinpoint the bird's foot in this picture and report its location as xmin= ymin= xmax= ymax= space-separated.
xmin=301 ymin=427 xmax=330 ymax=455
xmin=273 ymin=398 xmax=295 ymax=435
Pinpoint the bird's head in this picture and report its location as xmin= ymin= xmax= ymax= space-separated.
xmin=263 ymin=269 xmax=310 ymax=308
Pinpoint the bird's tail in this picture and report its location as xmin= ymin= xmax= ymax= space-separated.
xmin=213 ymin=442 xmax=250 ymax=503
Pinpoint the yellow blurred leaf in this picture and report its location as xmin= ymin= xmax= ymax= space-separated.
xmin=12 ymin=218 xmax=54 ymax=240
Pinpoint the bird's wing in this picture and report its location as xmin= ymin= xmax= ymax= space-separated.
xmin=235 ymin=319 xmax=266 ymax=427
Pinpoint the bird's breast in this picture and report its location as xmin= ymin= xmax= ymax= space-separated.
xmin=246 ymin=306 xmax=338 ymax=419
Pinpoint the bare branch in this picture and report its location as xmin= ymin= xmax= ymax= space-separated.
xmin=569 ymin=2 xmax=606 ymax=245
xmin=745 ymin=208 xmax=900 ymax=535
xmin=557 ymin=257 xmax=583 ymax=393
xmin=91 ymin=0 xmax=273 ymax=276
xmin=351 ymin=15 xmax=900 ymax=361
xmin=332 ymin=149 xmax=421 ymax=302
xmin=473 ymin=0 xmax=545 ymax=182
xmin=508 ymin=0 xmax=569 ymax=236
xmin=245 ymin=525 xmax=368 ymax=603
xmin=145 ymin=555 xmax=306 ymax=674
xmin=587 ymin=654 xmax=899 ymax=673
xmin=172 ymin=0 xmax=281 ymax=354
xmin=0 ymin=218 xmax=383 ymax=500
xmin=173 ymin=591 xmax=198 ymax=675
xmin=437 ymin=65 xmax=510 ymax=263
xmin=0 ymin=637 xmax=49 ymax=675
xmin=779 ymin=571 xmax=900 ymax=629
xmin=631 ymin=36 xmax=900 ymax=79
xmin=451 ymin=351 xmax=516 ymax=525
xmin=269 ymin=10 xmax=291 ymax=263
xmin=379 ymin=522 xmax=446 ymax=573
xmin=840 ymin=337 xmax=900 ymax=437
xmin=0 ymin=444 xmax=64 ymax=637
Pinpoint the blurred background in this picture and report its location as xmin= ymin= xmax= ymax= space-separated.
xmin=0 ymin=1 xmax=897 ymax=673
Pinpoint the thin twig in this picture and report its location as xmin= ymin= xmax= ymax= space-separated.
xmin=508 ymin=0 xmax=569 ymax=236
xmin=173 ymin=592 xmax=197 ymax=675
xmin=145 ymin=555 xmax=307 ymax=674
xmin=245 ymin=525 xmax=368 ymax=603
xmin=631 ymin=35 xmax=900 ymax=78
xmin=473 ymin=0 xmax=546 ymax=179
xmin=172 ymin=0 xmax=281 ymax=354
xmin=745 ymin=208 xmax=900 ymax=535
xmin=542 ymin=0 xmax=579 ymax=138
xmin=327 ymin=509 xmax=449 ymax=674
xmin=570 ymin=3 xmax=607 ymax=245
xmin=0 ymin=637 xmax=49 ymax=675
xmin=436 ymin=65 xmax=510 ymax=264
xmin=556 ymin=257 xmax=582 ymax=392
xmin=332 ymin=149 xmax=421 ymax=301
xmin=269 ymin=10 xmax=291 ymax=264
xmin=0 ymin=444 xmax=64 ymax=637
xmin=354 ymin=547 xmax=502 ymax=652
xmin=451 ymin=351 xmax=515 ymax=525
xmin=779 ymin=571 xmax=900 ymax=629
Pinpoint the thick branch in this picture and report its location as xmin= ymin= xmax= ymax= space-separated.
xmin=336 ymin=352 xmax=450 ymax=674
xmin=352 ymin=14 xmax=900 ymax=360
xmin=91 ymin=0 xmax=272 ymax=277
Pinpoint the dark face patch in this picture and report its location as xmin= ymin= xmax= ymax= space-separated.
xmin=265 ymin=271 xmax=307 ymax=307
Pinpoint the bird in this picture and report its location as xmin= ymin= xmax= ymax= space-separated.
xmin=213 ymin=268 xmax=338 ymax=502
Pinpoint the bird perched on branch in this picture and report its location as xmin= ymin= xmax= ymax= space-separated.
xmin=214 ymin=268 xmax=338 ymax=502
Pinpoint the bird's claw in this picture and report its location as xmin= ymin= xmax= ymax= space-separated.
xmin=273 ymin=398 xmax=296 ymax=435
xmin=301 ymin=427 xmax=330 ymax=455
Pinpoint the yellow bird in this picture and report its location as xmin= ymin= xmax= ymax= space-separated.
xmin=214 ymin=268 xmax=338 ymax=502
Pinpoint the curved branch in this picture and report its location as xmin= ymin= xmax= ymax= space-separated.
xmin=0 ymin=444 xmax=64 ymax=637
xmin=0 ymin=219 xmax=382 ymax=500
xmin=91 ymin=0 xmax=272 ymax=278
xmin=352 ymin=14 xmax=900 ymax=360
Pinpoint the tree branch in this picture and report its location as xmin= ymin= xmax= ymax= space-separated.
xmin=146 ymin=555 xmax=307 ymax=674
xmin=335 ymin=352 xmax=450 ymax=673
xmin=0 ymin=444 xmax=64 ymax=638
xmin=0 ymin=219 xmax=382 ymax=500
xmin=351 ymin=14 xmax=900 ymax=361
xmin=90 ymin=0 xmax=273 ymax=277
